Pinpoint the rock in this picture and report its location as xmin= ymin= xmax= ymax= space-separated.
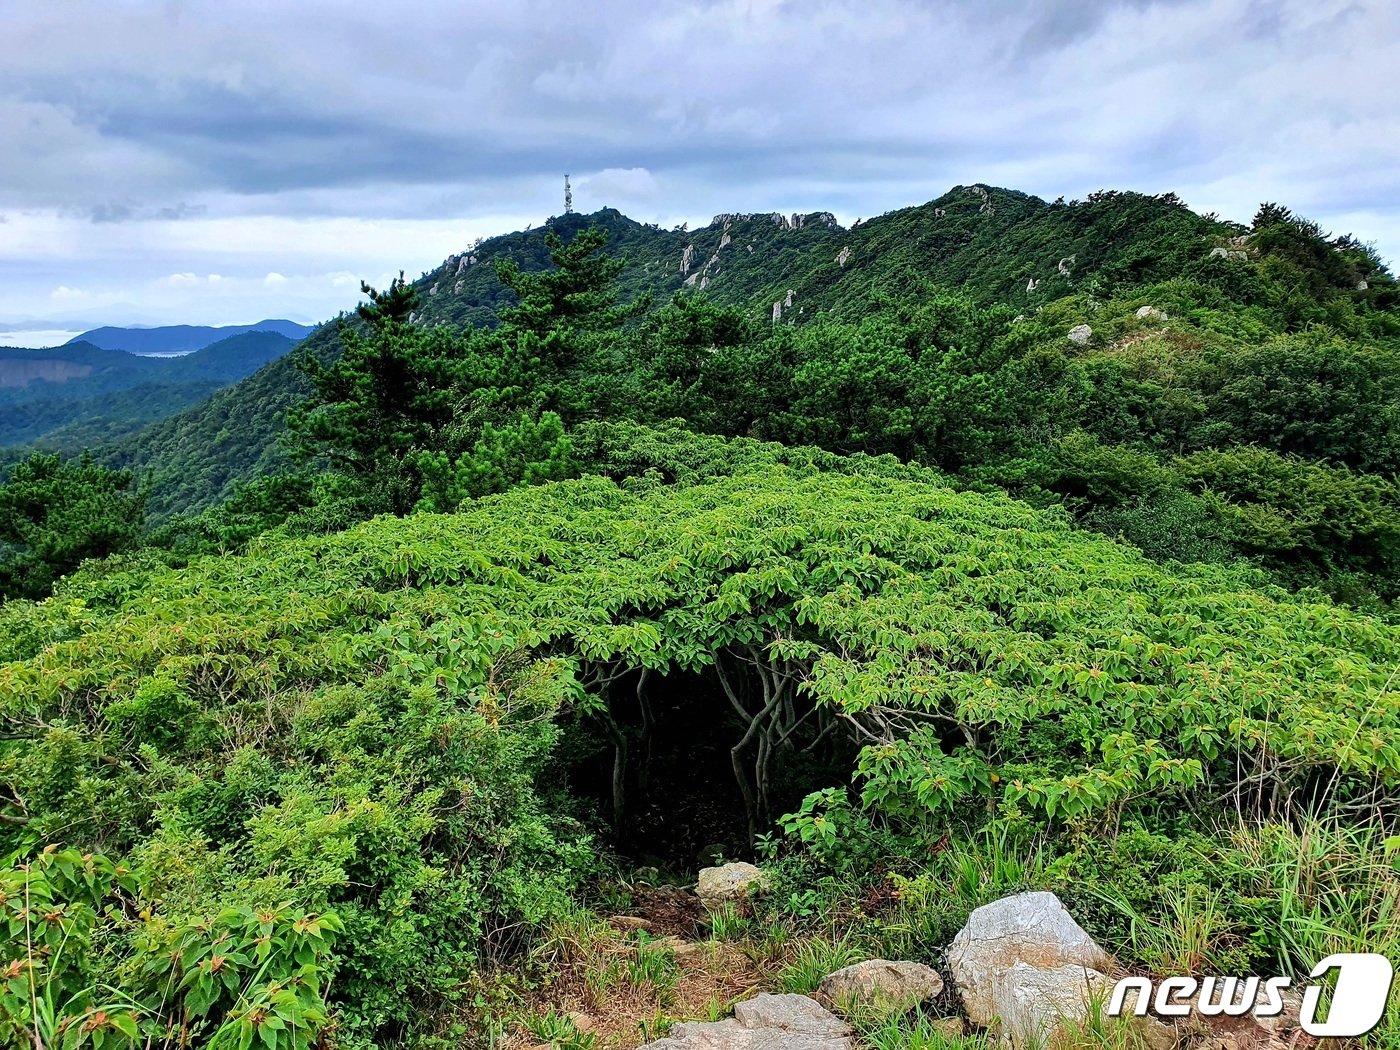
xmin=949 ymin=892 xmax=1109 ymax=1020
xmin=566 ymin=1012 xmax=595 ymax=1031
xmin=1358 ymin=280 xmax=1369 ymax=290
xmin=696 ymin=862 xmax=769 ymax=904
xmin=1057 ymin=254 xmax=1077 ymax=276
xmin=658 ymin=934 xmax=706 ymax=960
xmin=948 ymin=892 xmax=1176 ymax=1049
xmin=608 ymin=915 xmax=652 ymax=931
xmin=1136 ymin=305 xmax=1167 ymax=321
xmin=818 ymin=959 xmax=944 ymax=1015
xmin=991 ymin=962 xmax=1120 ymax=1048
xmin=1068 ymin=324 xmax=1093 ymax=345
xmin=1210 ymin=246 xmax=1230 ymax=259
xmin=644 ymin=993 xmax=852 ymax=1050
xmin=837 ymin=247 xmax=852 ymax=268
xmin=1026 ymin=277 xmax=1039 ymax=292
xmin=681 ymin=244 xmax=696 ymax=276
xmin=734 ymin=994 xmax=850 ymax=1034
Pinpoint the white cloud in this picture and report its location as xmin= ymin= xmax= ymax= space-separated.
xmin=576 ymin=168 xmax=659 ymax=206
xmin=0 ymin=0 xmax=1395 ymax=326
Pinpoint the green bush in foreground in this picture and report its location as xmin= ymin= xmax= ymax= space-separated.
xmin=1 ymin=459 xmax=1396 ymax=1042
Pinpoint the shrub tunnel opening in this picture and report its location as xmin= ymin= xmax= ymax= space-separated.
xmin=561 ymin=659 xmax=856 ymax=871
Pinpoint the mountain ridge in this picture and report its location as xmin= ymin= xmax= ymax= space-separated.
xmin=0 ymin=330 xmax=299 ymax=452
xmin=43 ymin=183 xmax=1398 ymax=518
xmin=64 ymin=318 xmax=315 ymax=355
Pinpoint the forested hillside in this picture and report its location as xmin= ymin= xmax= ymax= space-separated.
xmin=91 ymin=187 xmax=1395 ymax=534
xmin=1 ymin=185 xmax=1397 ymax=1049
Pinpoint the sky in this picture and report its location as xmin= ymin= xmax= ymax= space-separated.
xmin=1 ymin=0 xmax=1396 ymax=338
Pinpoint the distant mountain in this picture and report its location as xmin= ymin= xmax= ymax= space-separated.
xmin=0 ymin=330 xmax=300 ymax=452
xmin=65 ymin=319 xmax=315 ymax=356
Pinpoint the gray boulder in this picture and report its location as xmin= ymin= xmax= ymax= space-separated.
xmin=1067 ymin=324 xmax=1093 ymax=345
xmin=948 ymin=892 xmax=1174 ymax=1049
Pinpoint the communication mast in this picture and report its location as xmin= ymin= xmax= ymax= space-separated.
xmin=564 ymin=174 xmax=573 ymax=214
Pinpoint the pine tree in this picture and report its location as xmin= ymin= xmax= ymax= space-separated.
xmin=287 ymin=274 xmax=462 ymax=513
xmin=0 ymin=452 xmax=146 ymax=600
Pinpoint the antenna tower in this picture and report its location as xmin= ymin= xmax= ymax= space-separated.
xmin=564 ymin=174 xmax=573 ymax=214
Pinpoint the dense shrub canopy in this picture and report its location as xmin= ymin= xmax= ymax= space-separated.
xmin=4 ymin=448 xmax=1397 ymax=1041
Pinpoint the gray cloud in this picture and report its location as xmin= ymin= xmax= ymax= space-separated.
xmin=0 ymin=0 xmax=1396 ymax=326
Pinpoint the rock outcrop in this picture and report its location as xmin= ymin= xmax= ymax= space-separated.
xmin=1135 ymin=305 xmax=1167 ymax=321
xmin=1068 ymin=324 xmax=1093 ymax=345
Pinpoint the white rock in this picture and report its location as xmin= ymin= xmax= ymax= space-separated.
xmin=994 ymin=962 xmax=1114 ymax=1048
xmin=1067 ymin=324 xmax=1093 ymax=345
xmin=1135 ymin=306 xmax=1167 ymax=321
xmin=948 ymin=893 xmax=1175 ymax=1050
xmin=1210 ymin=246 xmax=1230 ymax=259
xmin=696 ymin=861 xmax=769 ymax=903
xmin=949 ymin=892 xmax=1110 ymax=1023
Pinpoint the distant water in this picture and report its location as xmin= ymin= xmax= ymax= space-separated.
xmin=0 ymin=329 xmax=86 ymax=349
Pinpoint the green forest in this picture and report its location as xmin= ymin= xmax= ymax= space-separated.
xmin=1 ymin=186 xmax=1398 ymax=1049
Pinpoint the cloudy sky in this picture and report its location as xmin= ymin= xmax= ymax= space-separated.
xmin=1 ymin=0 xmax=1395 ymax=338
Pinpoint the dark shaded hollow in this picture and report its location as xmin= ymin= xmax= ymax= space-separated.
xmin=561 ymin=665 xmax=854 ymax=872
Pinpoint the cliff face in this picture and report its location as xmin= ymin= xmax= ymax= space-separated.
xmin=0 ymin=358 xmax=95 ymax=388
